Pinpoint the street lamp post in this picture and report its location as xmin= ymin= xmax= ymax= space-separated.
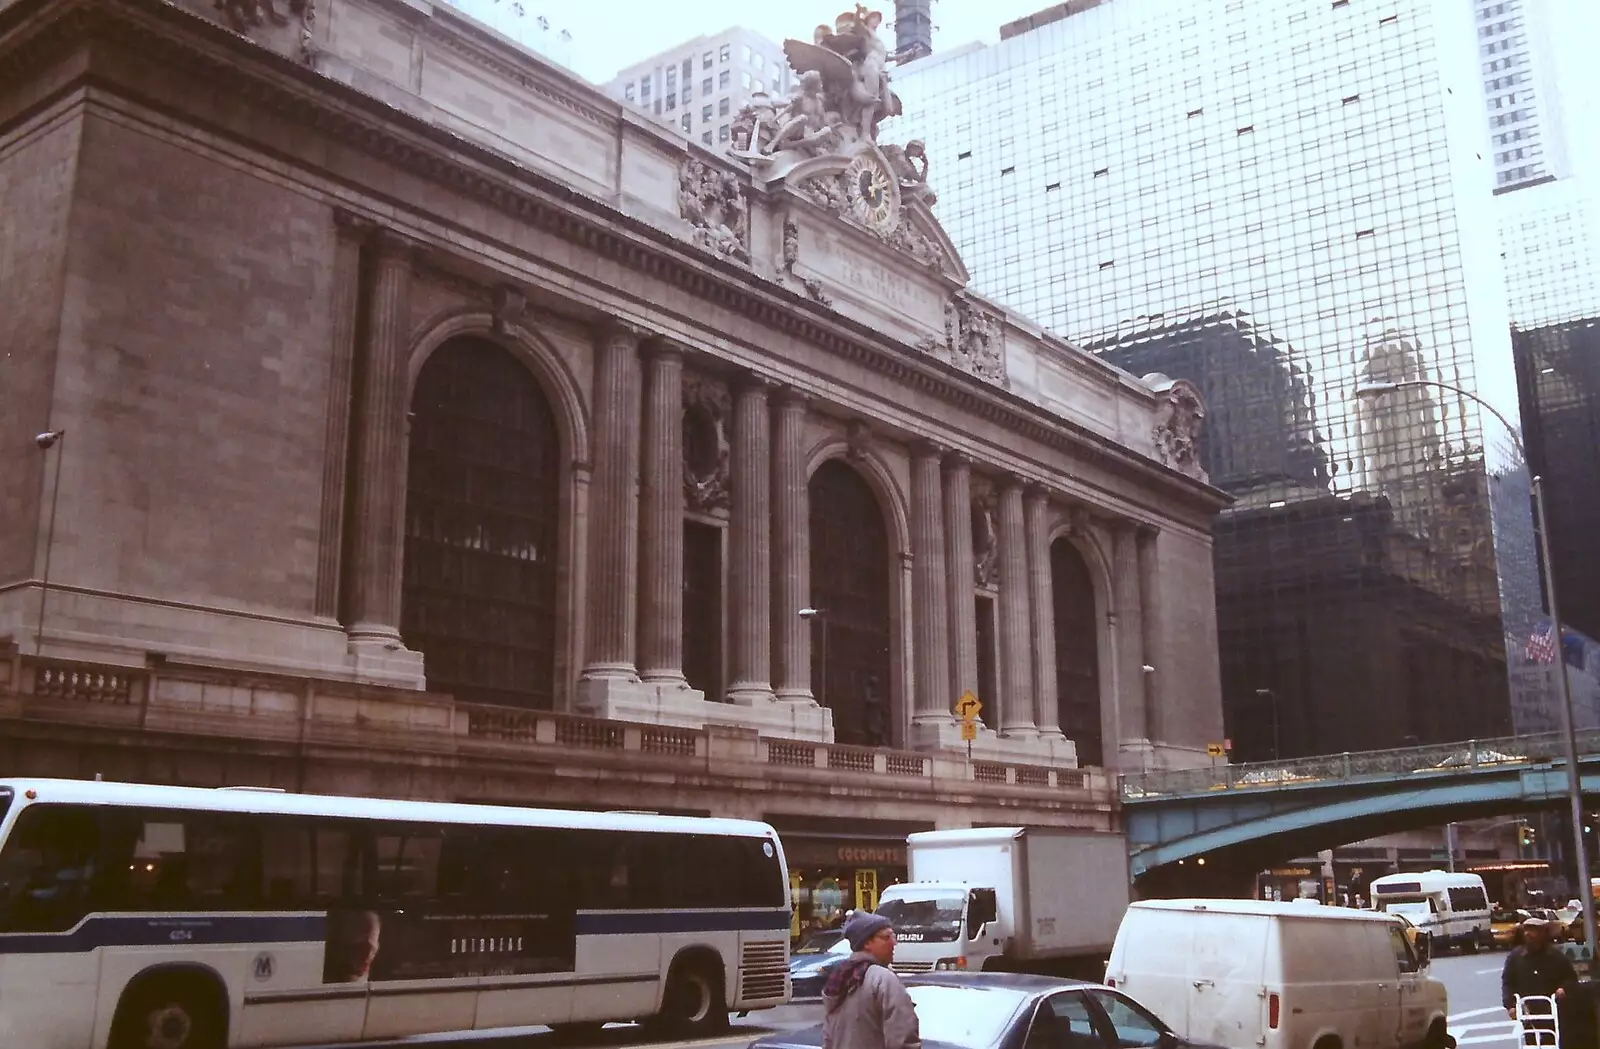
xmin=798 ymin=608 xmax=827 ymax=707
xmin=1356 ymin=378 xmax=1596 ymax=952
xmin=33 ymin=430 xmax=66 ymax=658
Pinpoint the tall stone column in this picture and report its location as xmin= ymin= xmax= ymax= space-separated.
xmin=1025 ymin=485 xmax=1062 ymax=737
xmin=345 ymin=230 xmax=412 ymax=646
xmin=1137 ymin=526 xmax=1163 ymax=744
xmin=997 ymin=477 xmax=1037 ymax=737
xmin=637 ymin=341 xmax=685 ymax=685
xmin=942 ymin=454 xmax=979 ymax=708
xmin=728 ymin=377 xmax=773 ymax=704
xmin=581 ymin=322 xmax=643 ymax=681
xmin=772 ymin=388 xmax=812 ymax=702
xmin=911 ymin=443 xmax=950 ymax=722
xmin=317 ymin=213 xmax=367 ymax=621
xmin=1113 ymin=524 xmax=1147 ymax=752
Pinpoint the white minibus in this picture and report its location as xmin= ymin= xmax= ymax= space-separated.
xmin=0 ymin=778 xmax=791 ymax=1048
xmin=1369 ymin=870 xmax=1493 ymax=953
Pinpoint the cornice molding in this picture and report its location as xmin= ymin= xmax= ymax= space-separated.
xmin=0 ymin=0 xmax=1229 ymax=517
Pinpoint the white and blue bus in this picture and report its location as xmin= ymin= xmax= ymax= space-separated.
xmin=0 ymin=778 xmax=791 ymax=1048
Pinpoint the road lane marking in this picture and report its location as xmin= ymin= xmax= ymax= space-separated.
xmin=1452 ymin=1007 xmax=1516 ymax=1021
xmin=1456 ymin=1036 xmax=1517 ymax=1046
xmin=1478 ymin=967 xmax=1504 ymax=974
xmin=1454 ymin=1023 xmax=1517 ymax=1034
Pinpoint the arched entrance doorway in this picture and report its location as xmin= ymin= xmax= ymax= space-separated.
xmin=808 ymin=460 xmax=892 ymax=746
xmin=402 ymin=336 xmax=562 ymax=708
xmin=1052 ymin=538 xmax=1102 ymax=766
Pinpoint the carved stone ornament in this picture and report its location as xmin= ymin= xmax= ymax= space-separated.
xmin=1143 ymin=373 xmax=1208 ymax=481
xmin=678 ymin=159 xmax=750 ymax=264
xmin=205 ymin=0 xmax=316 ymax=63
xmin=971 ymin=484 xmax=1001 ymax=588
xmin=682 ymin=374 xmax=733 ymax=511
xmin=940 ymin=296 xmax=1008 ymax=388
xmin=779 ymin=215 xmax=832 ymax=307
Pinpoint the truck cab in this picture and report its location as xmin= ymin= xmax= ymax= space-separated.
xmin=875 ymin=881 xmax=1002 ymax=973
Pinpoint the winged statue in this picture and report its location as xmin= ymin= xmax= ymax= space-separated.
xmin=783 ymin=6 xmax=903 ymax=144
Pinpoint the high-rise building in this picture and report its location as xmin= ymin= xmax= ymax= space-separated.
xmin=603 ymin=29 xmax=792 ymax=148
xmin=1474 ymin=0 xmax=1566 ymax=191
xmin=890 ymin=0 xmax=1549 ymax=755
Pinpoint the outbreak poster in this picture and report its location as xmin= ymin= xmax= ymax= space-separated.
xmin=323 ymin=907 xmax=577 ymax=983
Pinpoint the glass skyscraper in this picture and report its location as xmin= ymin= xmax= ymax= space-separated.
xmin=890 ymin=0 xmax=1550 ymax=756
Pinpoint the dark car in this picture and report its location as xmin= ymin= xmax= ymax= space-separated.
xmin=789 ymin=929 xmax=851 ymax=1001
xmin=751 ymin=971 xmax=1228 ymax=1049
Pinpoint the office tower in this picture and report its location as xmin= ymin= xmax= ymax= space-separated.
xmin=893 ymin=0 xmax=934 ymax=62
xmin=1474 ymin=0 xmax=1567 ymax=190
xmin=891 ymin=0 xmax=1549 ymax=754
xmin=604 ymin=29 xmax=792 ymax=147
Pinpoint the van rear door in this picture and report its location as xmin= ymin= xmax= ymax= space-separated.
xmin=1185 ymin=913 xmax=1271 ymax=1049
xmin=1108 ymin=907 xmax=1199 ymax=1037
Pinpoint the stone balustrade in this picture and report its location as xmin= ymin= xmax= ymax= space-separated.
xmin=0 ymin=652 xmax=1107 ymax=801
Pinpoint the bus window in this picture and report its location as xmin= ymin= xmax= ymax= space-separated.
xmin=372 ymin=825 xmax=443 ymax=903
xmin=0 ymin=804 xmax=99 ymax=932
xmin=100 ymin=809 xmax=258 ymax=912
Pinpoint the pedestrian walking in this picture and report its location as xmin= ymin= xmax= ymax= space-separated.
xmin=822 ymin=909 xmax=922 ymax=1049
xmin=1504 ymin=916 xmax=1578 ymax=1029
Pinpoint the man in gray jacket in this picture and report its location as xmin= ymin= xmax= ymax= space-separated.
xmin=822 ymin=910 xmax=922 ymax=1049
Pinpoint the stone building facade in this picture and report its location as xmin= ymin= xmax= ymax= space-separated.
xmin=0 ymin=0 xmax=1226 ymax=907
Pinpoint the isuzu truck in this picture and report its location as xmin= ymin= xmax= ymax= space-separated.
xmin=875 ymin=826 xmax=1130 ymax=978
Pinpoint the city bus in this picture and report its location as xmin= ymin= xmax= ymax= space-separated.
xmin=0 ymin=778 xmax=791 ymax=1048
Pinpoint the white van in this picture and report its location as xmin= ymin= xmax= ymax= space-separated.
xmin=1369 ymin=870 xmax=1493 ymax=953
xmin=1106 ymin=899 xmax=1451 ymax=1049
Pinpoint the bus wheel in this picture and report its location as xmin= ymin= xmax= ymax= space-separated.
xmin=109 ymin=975 xmax=224 ymax=1049
xmin=657 ymin=959 xmax=729 ymax=1037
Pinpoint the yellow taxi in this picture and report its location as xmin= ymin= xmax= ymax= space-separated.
xmin=1492 ymin=908 xmax=1531 ymax=948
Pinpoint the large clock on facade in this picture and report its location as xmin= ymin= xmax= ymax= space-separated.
xmin=844 ymin=150 xmax=899 ymax=235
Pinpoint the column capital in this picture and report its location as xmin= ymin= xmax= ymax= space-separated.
xmin=773 ymin=384 xmax=811 ymax=410
xmin=333 ymin=209 xmax=380 ymax=240
xmin=641 ymin=336 xmax=686 ymax=363
xmin=368 ymin=227 xmax=418 ymax=264
xmin=942 ymin=449 xmax=973 ymax=471
xmin=597 ymin=317 xmax=651 ymax=350
xmin=1136 ymin=522 xmax=1161 ymax=540
xmin=732 ymin=369 xmax=777 ymax=395
xmin=996 ymin=470 xmax=1026 ymax=493
xmin=1024 ymin=480 xmax=1051 ymax=503
xmin=909 ymin=438 xmax=947 ymax=459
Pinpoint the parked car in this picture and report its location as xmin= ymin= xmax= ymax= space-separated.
xmin=750 ymin=972 xmax=1228 ymax=1049
xmin=788 ymin=929 xmax=850 ymax=1001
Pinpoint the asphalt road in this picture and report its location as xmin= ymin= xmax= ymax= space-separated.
xmin=298 ymin=1003 xmax=825 ymax=1049
xmin=290 ymin=953 xmax=1532 ymax=1049
xmin=1438 ymin=950 xmax=1519 ymax=1049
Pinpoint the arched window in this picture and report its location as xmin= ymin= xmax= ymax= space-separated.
xmin=402 ymin=337 xmax=562 ymax=708
xmin=1052 ymin=538 xmax=1102 ymax=766
xmin=808 ymin=460 xmax=892 ymax=746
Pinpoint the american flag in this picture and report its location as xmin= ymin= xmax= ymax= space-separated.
xmin=1525 ymin=620 xmax=1558 ymax=664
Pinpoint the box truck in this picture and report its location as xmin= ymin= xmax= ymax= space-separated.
xmin=874 ymin=827 xmax=1130 ymax=978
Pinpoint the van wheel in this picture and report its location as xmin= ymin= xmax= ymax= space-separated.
xmin=656 ymin=960 xmax=728 ymax=1037
xmin=1425 ymin=1019 xmax=1451 ymax=1049
xmin=1314 ymin=1036 xmax=1343 ymax=1049
xmin=108 ymin=975 xmax=225 ymax=1049
xmin=1463 ymin=938 xmax=1479 ymax=955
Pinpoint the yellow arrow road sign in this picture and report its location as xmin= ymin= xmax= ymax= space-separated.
xmin=955 ymin=690 xmax=982 ymax=720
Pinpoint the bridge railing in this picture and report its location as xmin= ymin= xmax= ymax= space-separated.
xmin=1121 ymin=729 xmax=1600 ymax=801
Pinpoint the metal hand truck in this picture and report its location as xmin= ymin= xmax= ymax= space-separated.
xmin=1517 ymin=994 xmax=1562 ymax=1049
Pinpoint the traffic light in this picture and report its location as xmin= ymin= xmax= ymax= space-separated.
xmin=1520 ymin=826 xmax=1537 ymax=847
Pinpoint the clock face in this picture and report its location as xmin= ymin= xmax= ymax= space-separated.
xmin=844 ymin=152 xmax=898 ymax=234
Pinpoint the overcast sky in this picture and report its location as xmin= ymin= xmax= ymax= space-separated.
xmin=499 ymin=0 xmax=1055 ymax=83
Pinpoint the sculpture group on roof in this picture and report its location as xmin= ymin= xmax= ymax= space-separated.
xmin=730 ymin=4 xmax=930 ymax=205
